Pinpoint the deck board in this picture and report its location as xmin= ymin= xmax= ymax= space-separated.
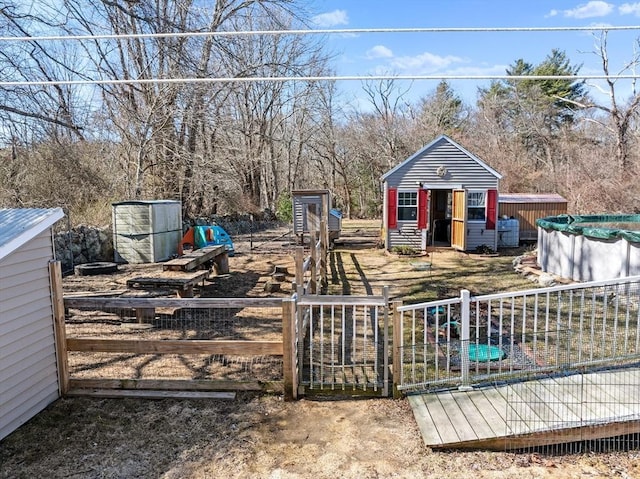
xmin=407 ymin=395 xmax=441 ymax=445
xmin=466 ymin=388 xmax=508 ymax=437
xmin=493 ymin=382 xmax=552 ymax=435
xmin=552 ymin=374 xmax=613 ymax=420
xmin=449 ymin=390 xmax=495 ymax=439
xmin=409 ymin=367 xmax=640 ymax=450
xmin=436 ymin=392 xmax=478 ymax=442
xmin=423 ymin=392 xmax=461 ymax=444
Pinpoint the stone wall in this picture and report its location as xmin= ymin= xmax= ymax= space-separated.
xmin=54 ymin=217 xmax=284 ymax=273
xmin=54 ymin=226 xmax=113 ymax=273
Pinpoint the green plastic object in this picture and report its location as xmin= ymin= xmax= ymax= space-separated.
xmin=536 ymin=214 xmax=640 ymax=243
xmin=468 ymin=343 xmax=505 ymax=362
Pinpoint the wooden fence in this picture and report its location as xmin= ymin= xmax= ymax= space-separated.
xmin=294 ymin=220 xmax=328 ymax=296
xmin=50 ymin=228 xmax=385 ymax=403
xmin=59 ymin=296 xmax=297 ymax=400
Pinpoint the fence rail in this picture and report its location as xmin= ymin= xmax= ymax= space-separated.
xmin=62 ymin=295 xmax=294 ymax=398
xmin=396 ymin=275 xmax=640 ymax=392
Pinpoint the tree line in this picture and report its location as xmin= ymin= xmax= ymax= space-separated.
xmin=1 ymin=0 xmax=639 ymax=225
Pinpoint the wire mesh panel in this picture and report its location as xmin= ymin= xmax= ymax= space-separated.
xmin=396 ymin=276 xmax=640 ymax=392
xmin=396 ymin=299 xmax=465 ymax=392
xmin=506 ymin=366 xmax=640 ymax=453
xmin=64 ymin=298 xmax=284 ymax=385
xmin=297 ymin=295 xmax=389 ymax=395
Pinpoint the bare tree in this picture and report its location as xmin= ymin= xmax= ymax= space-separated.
xmin=564 ymin=32 xmax=640 ymax=173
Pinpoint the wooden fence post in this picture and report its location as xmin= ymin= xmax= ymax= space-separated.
xmin=295 ymin=246 xmax=304 ymax=287
xmin=392 ymin=299 xmax=403 ymax=399
xmin=282 ymin=298 xmax=296 ymax=400
xmin=49 ymin=260 xmax=69 ymax=395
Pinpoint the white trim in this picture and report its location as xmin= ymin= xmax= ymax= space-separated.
xmin=466 ymin=190 xmax=487 ymax=223
xmin=418 ymin=184 xmax=463 ymax=190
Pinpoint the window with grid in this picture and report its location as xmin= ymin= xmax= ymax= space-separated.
xmin=398 ymin=191 xmax=418 ymax=221
xmin=467 ymin=191 xmax=486 ymax=221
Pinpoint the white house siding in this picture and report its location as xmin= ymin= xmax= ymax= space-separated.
xmin=0 ymin=230 xmax=59 ymax=440
xmin=384 ymin=138 xmax=500 ymax=251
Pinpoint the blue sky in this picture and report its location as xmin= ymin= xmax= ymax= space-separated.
xmin=307 ymin=1 xmax=640 ymax=107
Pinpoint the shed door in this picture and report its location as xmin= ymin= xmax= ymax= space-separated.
xmin=451 ymin=189 xmax=467 ymax=251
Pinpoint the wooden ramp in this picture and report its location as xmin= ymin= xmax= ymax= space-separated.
xmin=409 ymin=368 xmax=640 ymax=450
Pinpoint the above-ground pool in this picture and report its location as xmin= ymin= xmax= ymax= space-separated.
xmin=537 ymin=214 xmax=640 ymax=282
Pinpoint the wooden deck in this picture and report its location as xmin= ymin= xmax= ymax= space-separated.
xmin=409 ymin=367 xmax=640 ymax=450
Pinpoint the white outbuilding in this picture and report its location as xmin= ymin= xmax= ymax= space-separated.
xmin=0 ymin=207 xmax=66 ymax=440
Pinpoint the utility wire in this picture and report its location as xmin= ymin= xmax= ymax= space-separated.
xmin=2 ymin=25 xmax=638 ymax=86
xmin=1 ymin=74 xmax=638 ymax=87
xmin=1 ymin=25 xmax=639 ymax=43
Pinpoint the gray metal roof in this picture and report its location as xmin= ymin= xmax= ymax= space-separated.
xmin=0 ymin=208 xmax=65 ymax=260
xmin=499 ymin=193 xmax=567 ymax=204
xmin=112 ymin=200 xmax=180 ymax=206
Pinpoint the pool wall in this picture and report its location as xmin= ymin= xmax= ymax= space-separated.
xmin=537 ymin=216 xmax=640 ymax=282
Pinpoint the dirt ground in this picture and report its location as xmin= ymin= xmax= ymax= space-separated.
xmin=2 ymin=221 xmax=640 ymax=479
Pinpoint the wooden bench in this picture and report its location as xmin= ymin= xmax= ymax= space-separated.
xmin=163 ymin=245 xmax=229 ymax=274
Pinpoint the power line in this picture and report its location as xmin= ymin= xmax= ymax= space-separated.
xmin=1 ymin=25 xmax=639 ymax=43
xmin=0 ymin=74 xmax=637 ymax=87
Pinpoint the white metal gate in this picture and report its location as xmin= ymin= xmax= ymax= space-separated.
xmin=295 ymin=290 xmax=390 ymax=396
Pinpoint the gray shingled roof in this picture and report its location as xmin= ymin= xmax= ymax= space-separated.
xmin=0 ymin=208 xmax=65 ymax=260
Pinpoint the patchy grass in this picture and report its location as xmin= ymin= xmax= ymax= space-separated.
xmin=2 ymin=222 xmax=638 ymax=478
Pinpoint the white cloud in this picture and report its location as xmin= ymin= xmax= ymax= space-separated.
xmin=546 ymin=9 xmax=560 ymax=17
xmin=563 ymin=1 xmax=614 ymax=18
xmin=366 ymin=45 xmax=393 ymax=59
xmin=619 ymin=2 xmax=640 ymax=15
xmin=389 ymin=52 xmax=465 ymax=73
xmin=312 ymin=9 xmax=349 ymax=27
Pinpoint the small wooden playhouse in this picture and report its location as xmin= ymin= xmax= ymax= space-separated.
xmin=381 ymin=135 xmax=502 ymax=252
xmin=0 ymin=208 xmax=66 ymax=440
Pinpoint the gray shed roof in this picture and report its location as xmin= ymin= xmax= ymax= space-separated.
xmin=381 ymin=134 xmax=502 ymax=182
xmin=499 ymin=193 xmax=567 ymax=204
xmin=0 ymin=208 xmax=65 ymax=261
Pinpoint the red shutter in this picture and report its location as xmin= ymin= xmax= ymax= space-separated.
xmin=417 ymin=189 xmax=429 ymax=230
xmin=387 ymin=188 xmax=397 ymax=229
xmin=486 ymin=189 xmax=498 ymax=230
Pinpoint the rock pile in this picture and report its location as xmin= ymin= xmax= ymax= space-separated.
xmin=54 ymin=226 xmax=113 ymax=273
xmin=513 ymin=251 xmax=571 ymax=286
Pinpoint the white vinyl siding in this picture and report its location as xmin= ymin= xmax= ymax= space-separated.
xmin=0 ymin=230 xmax=59 ymax=441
